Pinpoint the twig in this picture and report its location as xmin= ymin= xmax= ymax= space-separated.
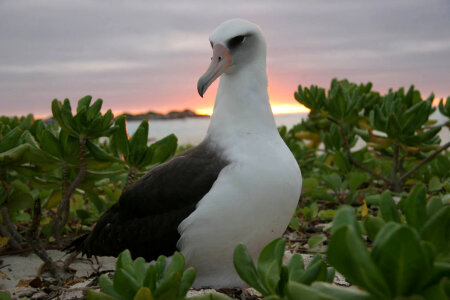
xmin=124 ymin=168 xmax=137 ymax=190
xmin=63 ymin=251 xmax=79 ymax=270
xmin=399 ymin=141 xmax=450 ymax=182
xmin=329 ymin=117 xmax=392 ymax=184
xmin=391 ymin=145 xmax=402 ymax=192
xmin=0 ymin=245 xmax=61 ymax=257
xmin=1 ymin=204 xmax=23 ymax=249
xmin=27 ymin=198 xmax=59 ymax=277
xmin=53 ymin=137 xmax=87 ymax=244
xmin=0 ymin=222 xmax=22 ymax=250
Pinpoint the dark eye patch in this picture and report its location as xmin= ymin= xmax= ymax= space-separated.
xmin=227 ymin=35 xmax=246 ymax=49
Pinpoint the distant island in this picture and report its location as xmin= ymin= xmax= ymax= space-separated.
xmin=117 ymin=109 xmax=210 ymax=121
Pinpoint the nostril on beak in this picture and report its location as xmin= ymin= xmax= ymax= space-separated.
xmin=218 ymin=56 xmax=222 ymax=61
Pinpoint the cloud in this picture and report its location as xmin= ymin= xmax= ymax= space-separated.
xmin=0 ymin=0 xmax=449 ymax=116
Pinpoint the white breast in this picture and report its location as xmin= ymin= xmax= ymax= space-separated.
xmin=177 ymin=134 xmax=301 ymax=288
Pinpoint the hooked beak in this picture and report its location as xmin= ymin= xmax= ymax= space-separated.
xmin=197 ymin=44 xmax=232 ymax=97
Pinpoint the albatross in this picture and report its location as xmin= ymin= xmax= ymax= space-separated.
xmin=69 ymin=18 xmax=302 ymax=288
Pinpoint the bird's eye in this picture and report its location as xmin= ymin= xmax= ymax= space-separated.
xmin=227 ymin=35 xmax=246 ymax=49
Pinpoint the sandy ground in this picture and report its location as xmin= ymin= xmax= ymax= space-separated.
xmin=0 ymin=249 xmax=348 ymax=299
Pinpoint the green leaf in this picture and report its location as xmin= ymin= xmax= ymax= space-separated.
xmin=86 ymin=140 xmax=118 ymax=162
xmin=330 ymin=205 xmax=359 ymax=235
xmin=166 ymin=252 xmax=185 ymax=276
xmin=189 ymin=292 xmax=234 ymax=300
xmin=302 ymin=178 xmax=319 ymax=196
xmin=116 ymin=250 xmax=134 ymax=275
xmin=18 ymin=130 xmax=39 ymax=147
xmin=99 ymin=275 xmax=124 ymax=299
xmin=322 ymin=173 xmax=342 ymax=192
xmin=287 ymin=253 xmax=305 ymax=282
xmin=87 ymin=98 xmax=103 ymax=121
xmin=333 ymin=151 xmax=350 ymax=172
xmin=133 ymin=287 xmax=154 ymax=300
xmin=325 ymin=268 xmax=335 ymax=283
xmin=318 ymin=209 xmax=337 ymax=221
xmin=310 ymin=282 xmax=375 ymax=300
xmin=301 ymin=201 xmax=319 ymax=220
xmin=422 ymin=277 xmax=450 ymax=300
xmin=113 ymin=268 xmax=141 ymax=299
xmin=429 ymin=176 xmax=443 ymax=192
xmin=404 ymin=185 xmax=427 ymax=230
xmin=86 ymin=290 xmax=118 ymax=300
xmin=179 ymin=268 xmax=196 ymax=297
xmin=327 ymin=225 xmax=390 ymax=298
xmin=8 ymin=188 xmax=33 ymax=212
xmin=0 ymin=292 xmax=11 ymax=300
xmin=154 ymin=255 xmax=167 ymax=282
xmin=87 ymin=192 xmax=106 ymax=213
xmin=130 ymin=120 xmax=149 ymax=150
xmin=348 ymin=172 xmax=370 ymax=192
xmin=153 ymin=272 xmax=180 ymax=300
xmin=256 ymin=238 xmax=285 ymax=295
xmin=149 ymin=134 xmax=177 ymax=165
xmin=40 ymin=129 xmax=62 ymax=158
xmin=363 ymin=215 xmax=385 ymax=241
xmin=371 ymin=222 xmax=430 ymax=296
xmin=308 ymin=234 xmax=327 ymax=249
xmin=233 ymin=243 xmax=268 ymax=295
xmin=112 ymin=116 xmax=130 ymax=158
xmin=133 ymin=257 xmax=147 ymax=285
xmin=0 ymin=127 xmax=22 ymax=152
xmin=143 ymin=265 xmax=157 ymax=292
xmin=379 ymin=190 xmax=401 ymax=223
xmin=386 ymin=113 xmax=401 ymax=138
xmin=77 ymin=95 xmax=92 ymax=113
xmin=285 ymin=282 xmax=332 ymax=300
xmin=298 ymin=256 xmax=327 ymax=285
xmin=421 ymin=206 xmax=450 ymax=255
xmin=427 ymin=197 xmax=443 ymax=218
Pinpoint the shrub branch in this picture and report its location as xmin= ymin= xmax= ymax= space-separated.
xmin=27 ymin=198 xmax=60 ymax=277
xmin=1 ymin=204 xmax=23 ymax=249
xmin=330 ymin=118 xmax=391 ymax=184
xmin=53 ymin=137 xmax=87 ymax=245
xmin=399 ymin=141 xmax=450 ymax=182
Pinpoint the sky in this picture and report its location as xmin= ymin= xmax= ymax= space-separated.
xmin=0 ymin=0 xmax=449 ymax=118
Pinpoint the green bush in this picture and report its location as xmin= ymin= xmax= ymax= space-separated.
xmin=233 ymin=238 xmax=334 ymax=298
xmin=87 ymin=250 xmax=231 ymax=300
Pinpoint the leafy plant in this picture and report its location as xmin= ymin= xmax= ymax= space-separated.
xmin=0 ymin=291 xmax=11 ymax=300
xmin=292 ymin=79 xmax=449 ymax=193
xmin=87 ymin=250 xmax=230 ymax=300
xmin=233 ymin=238 xmax=334 ymax=298
xmin=109 ymin=116 xmax=177 ymax=189
xmin=0 ymin=96 xmax=179 ymax=282
xmin=364 ymin=186 xmax=450 ymax=259
xmin=326 ymin=205 xmax=450 ymax=299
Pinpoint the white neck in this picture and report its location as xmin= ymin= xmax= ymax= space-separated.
xmin=206 ymin=61 xmax=277 ymax=141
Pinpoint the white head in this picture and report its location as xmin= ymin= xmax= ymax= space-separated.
xmin=197 ymin=19 xmax=267 ymax=97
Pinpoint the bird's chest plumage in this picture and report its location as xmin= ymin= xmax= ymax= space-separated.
xmin=177 ymin=135 xmax=302 ymax=288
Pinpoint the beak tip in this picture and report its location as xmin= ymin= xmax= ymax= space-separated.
xmin=197 ymin=80 xmax=206 ymax=98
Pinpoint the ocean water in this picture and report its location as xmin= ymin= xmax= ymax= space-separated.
xmin=126 ymin=112 xmax=449 ymax=146
xmin=127 ymin=113 xmax=308 ymax=145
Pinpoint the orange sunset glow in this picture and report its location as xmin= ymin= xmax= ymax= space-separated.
xmin=194 ymin=101 xmax=309 ymax=117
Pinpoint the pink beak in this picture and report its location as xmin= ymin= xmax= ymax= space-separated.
xmin=197 ymin=44 xmax=232 ymax=97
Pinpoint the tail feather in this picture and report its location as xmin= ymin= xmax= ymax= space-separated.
xmin=64 ymin=234 xmax=88 ymax=254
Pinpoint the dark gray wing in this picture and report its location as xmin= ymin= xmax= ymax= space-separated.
xmin=75 ymin=141 xmax=228 ymax=260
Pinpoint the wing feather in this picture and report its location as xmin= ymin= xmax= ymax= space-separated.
xmin=77 ymin=141 xmax=228 ymax=260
